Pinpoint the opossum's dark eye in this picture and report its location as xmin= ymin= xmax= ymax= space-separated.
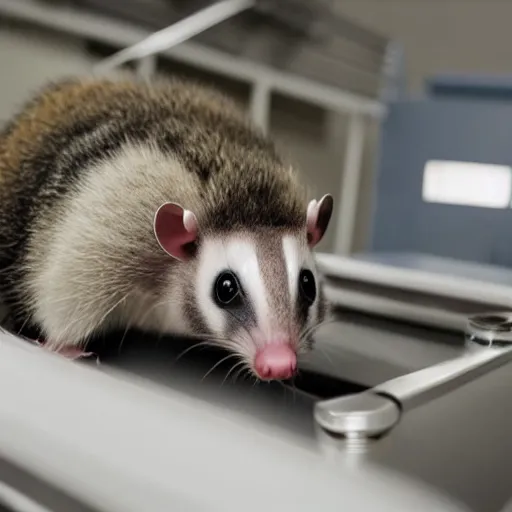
xmin=214 ymin=271 xmax=241 ymax=307
xmin=299 ymin=269 xmax=316 ymax=305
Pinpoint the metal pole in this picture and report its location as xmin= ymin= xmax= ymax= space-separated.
xmin=334 ymin=113 xmax=366 ymax=255
xmin=93 ymin=0 xmax=255 ymax=74
xmin=249 ymin=80 xmax=271 ymax=134
xmin=136 ymin=55 xmax=157 ymax=81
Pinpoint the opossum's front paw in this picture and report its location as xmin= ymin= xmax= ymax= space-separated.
xmin=34 ymin=339 xmax=98 ymax=361
xmin=52 ymin=346 xmax=97 ymax=360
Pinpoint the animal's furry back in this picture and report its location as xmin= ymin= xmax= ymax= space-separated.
xmin=0 ymin=74 xmax=308 ymax=337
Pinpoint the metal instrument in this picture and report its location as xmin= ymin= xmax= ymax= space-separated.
xmin=314 ymin=311 xmax=512 ymax=445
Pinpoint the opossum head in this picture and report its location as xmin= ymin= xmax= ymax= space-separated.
xmin=154 ymin=195 xmax=333 ymax=381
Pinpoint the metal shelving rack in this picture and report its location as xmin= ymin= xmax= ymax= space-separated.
xmin=0 ymin=0 xmax=403 ymax=255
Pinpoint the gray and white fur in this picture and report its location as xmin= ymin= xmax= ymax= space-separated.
xmin=0 ymin=75 xmax=333 ymax=380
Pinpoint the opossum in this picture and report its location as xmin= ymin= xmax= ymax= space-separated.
xmin=0 ymin=75 xmax=333 ymax=381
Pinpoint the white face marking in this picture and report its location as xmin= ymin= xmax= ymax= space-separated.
xmin=196 ymin=235 xmax=270 ymax=336
xmin=196 ymin=239 xmax=229 ymax=334
xmin=282 ymin=233 xmax=321 ymax=332
xmin=194 ymin=231 xmax=324 ymax=363
xmin=282 ymin=235 xmax=302 ymax=307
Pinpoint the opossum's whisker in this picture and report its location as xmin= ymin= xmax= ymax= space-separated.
xmin=196 ymin=337 xmax=237 ymax=348
xmin=51 ymin=290 xmax=132 ymax=348
xmin=276 ymin=379 xmax=296 ymax=404
xmin=201 ymin=353 xmax=239 ymax=382
xmin=192 ymin=327 xmax=250 ymax=363
xmin=38 ymin=285 xmax=131 ymax=309
xmin=222 ymin=307 xmax=256 ymax=351
xmin=174 ymin=340 xmax=217 ymax=362
xmin=311 ymin=345 xmax=338 ymax=374
xmin=232 ymin=363 xmax=251 ymax=385
xmin=174 ymin=334 xmax=239 ymax=362
xmin=0 ymin=241 xmax=19 ymax=249
xmin=298 ymin=318 xmax=336 ymax=352
xmin=221 ymin=359 xmax=246 ymax=386
xmin=289 ymin=377 xmax=298 ymax=405
xmin=191 ymin=332 xmax=243 ymax=350
xmin=117 ymin=322 xmax=134 ymax=355
xmin=97 ymin=291 xmax=132 ymax=327
xmin=16 ymin=316 xmax=31 ymax=336
xmin=299 ymin=317 xmax=336 ymax=341
xmin=0 ymin=264 xmax=20 ymax=275
xmin=137 ymin=295 xmax=181 ymax=325
xmin=117 ymin=295 xmax=170 ymax=354
xmin=276 ymin=380 xmax=287 ymax=392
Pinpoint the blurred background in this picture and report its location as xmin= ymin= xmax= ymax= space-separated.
xmin=1 ymin=0 xmax=512 ymax=262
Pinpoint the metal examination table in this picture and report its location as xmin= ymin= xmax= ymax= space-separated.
xmin=90 ymin=251 xmax=512 ymax=512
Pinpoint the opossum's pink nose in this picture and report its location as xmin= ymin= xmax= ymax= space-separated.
xmin=254 ymin=343 xmax=297 ymax=380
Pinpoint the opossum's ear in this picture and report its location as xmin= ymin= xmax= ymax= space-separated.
xmin=154 ymin=202 xmax=198 ymax=261
xmin=306 ymin=194 xmax=333 ymax=247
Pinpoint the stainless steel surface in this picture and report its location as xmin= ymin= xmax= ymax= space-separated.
xmin=323 ymin=282 xmax=468 ymax=332
xmin=0 ymin=328 xmax=472 ymax=512
xmin=368 ymin=356 xmax=512 ymax=512
xmin=314 ymin=390 xmax=400 ymax=437
xmin=101 ymin=311 xmax=512 ymax=512
xmin=316 ymin=252 xmax=512 ymax=303
xmin=309 ymin=310 xmax=512 ymax=511
xmin=0 ymin=480 xmax=67 ymax=512
xmin=0 ymin=455 xmax=99 ymax=512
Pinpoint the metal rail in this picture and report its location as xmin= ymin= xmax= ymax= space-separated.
xmin=0 ymin=0 xmax=384 ymax=116
xmin=0 ymin=0 xmax=388 ymax=255
xmin=94 ymin=0 xmax=256 ymax=74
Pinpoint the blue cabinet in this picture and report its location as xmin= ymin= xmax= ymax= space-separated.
xmin=368 ymin=76 xmax=512 ymax=268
